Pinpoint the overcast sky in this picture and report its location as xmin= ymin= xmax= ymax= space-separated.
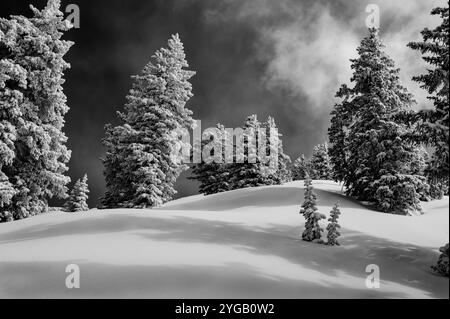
xmin=1 ymin=0 xmax=444 ymax=206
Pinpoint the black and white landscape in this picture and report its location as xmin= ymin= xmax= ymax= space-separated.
xmin=0 ymin=0 xmax=448 ymax=300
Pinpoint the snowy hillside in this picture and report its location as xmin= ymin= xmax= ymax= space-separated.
xmin=0 ymin=180 xmax=448 ymax=299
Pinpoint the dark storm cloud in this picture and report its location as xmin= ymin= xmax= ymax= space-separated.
xmin=1 ymin=0 xmax=443 ymax=205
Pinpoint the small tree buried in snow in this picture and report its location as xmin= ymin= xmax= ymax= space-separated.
xmin=326 ymin=203 xmax=341 ymax=246
xmin=300 ymin=175 xmax=326 ymax=242
xmin=64 ymin=175 xmax=89 ymax=212
xmin=432 ymin=243 xmax=449 ymax=277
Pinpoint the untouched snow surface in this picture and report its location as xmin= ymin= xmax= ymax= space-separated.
xmin=0 ymin=180 xmax=448 ymax=298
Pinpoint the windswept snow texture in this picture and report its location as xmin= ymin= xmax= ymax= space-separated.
xmin=0 ymin=181 xmax=448 ymax=298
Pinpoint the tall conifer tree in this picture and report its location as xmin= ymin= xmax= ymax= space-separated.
xmin=329 ymin=29 xmax=428 ymax=214
xmin=101 ymin=34 xmax=195 ymax=208
xmin=0 ymin=0 xmax=72 ymax=222
xmin=310 ymin=143 xmax=332 ymax=180
xmin=408 ymin=2 xmax=449 ymax=196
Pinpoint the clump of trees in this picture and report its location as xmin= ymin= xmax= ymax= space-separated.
xmin=299 ymin=176 xmax=342 ymax=245
xmin=292 ymin=143 xmax=332 ymax=181
xmin=190 ymin=115 xmax=292 ymax=195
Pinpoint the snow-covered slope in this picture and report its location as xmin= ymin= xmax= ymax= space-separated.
xmin=0 ymin=180 xmax=448 ymax=298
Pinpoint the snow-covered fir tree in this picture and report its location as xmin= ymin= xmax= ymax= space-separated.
xmin=408 ymin=2 xmax=449 ymax=198
xmin=326 ymin=203 xmax=341 ymax=246
xmin=432 ymin=243 xmax=449 ymax=277
xmin=292 ymin=154 xmax=311 ymax=181
xmin=264 ymin=116 xmax=292 ymax=184
xmin=227 ymin=115 xmax=290 ymax=190
xmin=425 ymin=161 xmax=446 ymax=200
xmin=328 ymin=102 xmax=350 ymax=183
xmin=191 ymin=116 xmax=290 ymax=194
xmin=411 ymin=146 xmax=433 ymax=201
xmin=101 ymin=34 xmax=195 ymax=208
xmin=227 ymin=115 xmax=265 ymax=189
xmin=329 ymin=28 xmax=428 ymax=215
xmin=310 ymin=143 xmax=332 ymax=180
xmin=64 ymin=174 xmax=89 ymax=212
xmin=300 ymin=175 xmax=325 ymax=242
xmin=0 ymin=0 xmax=72 ymax=222
xmin=190 ymin=124 xmax=231 ymax=195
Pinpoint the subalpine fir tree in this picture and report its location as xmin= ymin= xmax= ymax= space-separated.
xmin=408 ymin=2 xmax=449 ymax=197
xmin=228 ymin=115 xmax=291 ymax=190
xmin=328 ymin=102 xmax=350 ymax=183
xmin=411 ymin=146 xmax=432 ymax=201
xmin=330 ymin=28 xmax=428 ymax=214
xmin=326 ymin=203 xmax=341 ymax=246
xmin=228 ymin=115 xmax=267 ymax=189
xmin=64 ymin=174 xmax=89 ymax=212
xmin=425 ymin=161 xmax=447 ymax=199
xmin=300 ymin=175 xmax=325 ymax=242
xmin=264 ymin=116 xmax=292 ymax=184
xmin=0 ymin=0 xmax=72 ymax=222
xmin=190 ymin=124 xmax=231 ymax=195
xmin=292 ymin=154 xmax=311 ymax=180
xmin=432 ymin=243 xmax=449 ymax=277
xmin=310 ymin=143 xmax=332 ymax=180
xmin=101 ymin=34 xmax=195 ymax=208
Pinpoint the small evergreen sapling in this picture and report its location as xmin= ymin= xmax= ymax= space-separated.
xmin=64 ymin=174 xmax=89 ymax=212
xmin=432 ymin=243 xmax=449 ymax=277
xmin=300 ymin=175 xmax=325 ymax=242
xmin=326 ymin=203 xmax=341 ymax=246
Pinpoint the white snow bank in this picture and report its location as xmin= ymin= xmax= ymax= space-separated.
xmin=0 ymin=180 xmax=448 ymax=298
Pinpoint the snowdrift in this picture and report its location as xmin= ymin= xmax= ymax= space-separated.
xmin=0 ymin=180 xmax=448 ymax=298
